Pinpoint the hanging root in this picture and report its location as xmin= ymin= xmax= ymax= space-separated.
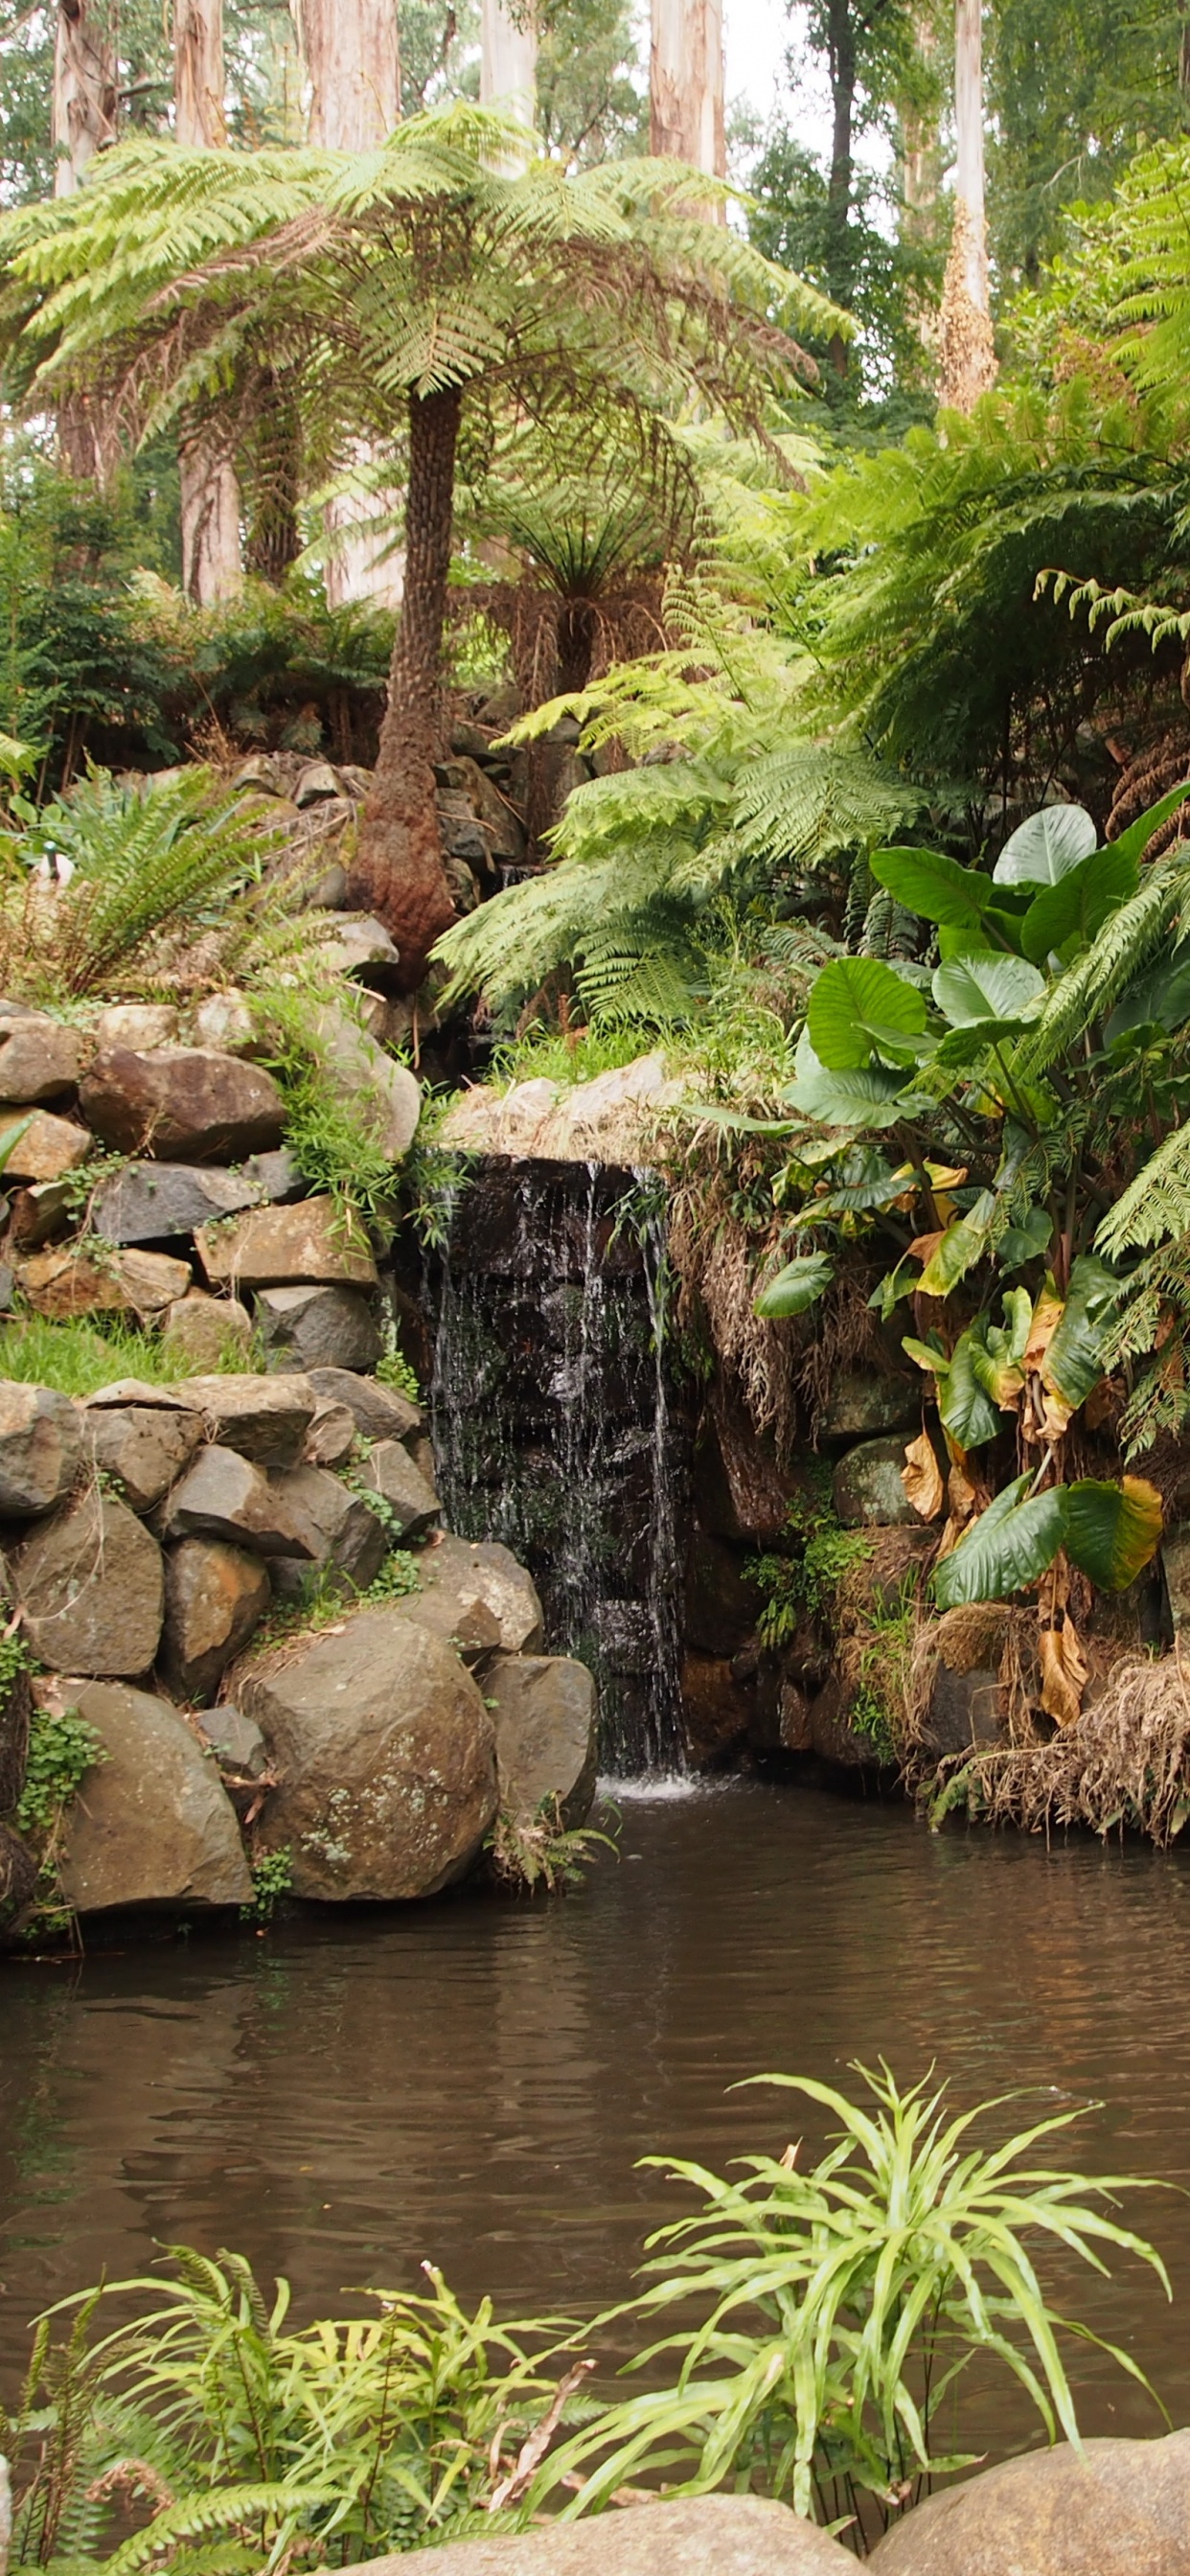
xmin=928 ymin=1647 xmax=1190 ymax=1845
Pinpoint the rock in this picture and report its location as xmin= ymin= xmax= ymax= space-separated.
xmin=0 ymin=1819 xmax=36 ymax=1931
xmin=240 ymin=1146 xmax=306 ymax=1203
xmin=309 ymin=999 xmax=421 ymax=1159
xmin=809 ymin=1673 xmax=890 ymax=1769
xmin=57 ymin=1682 xmax=251 ymax=1910
xmin=307 ymin=1367 xmax=422 ymax=1443
xmin=11 ymin=1490 xmax=164 ymax=1675
xmin=85 ymin=1377 xmax=198 ymax=1410
xmin=919 ymin=1603 xmax=1012 ymax=1759
xmin=451 ymin=754 xmax=527 ymax=863
xmin=417 ymin=1533 xmax=544 ymax=1654
xmin=294 ymin=759 xmax=342 ymax=806
xmin=304 ymin=1399 xmax=356 ymax=1469
xmin=832 ymin=1436 xmax=925 ymax=1530
xmin=0 ymin=1381 xmax=82 ymax=1516
xmin=163 ymin=1292 xmax=253 ymax=1371
xmin=867 ymin=2430 xmax=1190 ymax=2574
xmin=1162 ymin=1526 xmax=1190 ymax=1630
xmin=94 ymin=1003 xmax=178 ymax=1053
xmin=79 ymin=1047 xmax=286 ymax=1162
xmin=695 ymin=1399 xmax=791 ymax=1549
xmin=438 ymin=1052 xmax=688 ymax=1166
xmin=488 ymin=1653 xmax=597 ymax=1825
xmin=356 ymin=1439 xmax=441 ymax=1537
xmin=353 ymin=2495 xmax=852 ymax=2574
xmin=0 ymin=1656 xmax=31 ymax=1808
xmin=393 ymin=1585 xmax=503 ymax=1666
xmin=16 ymin=1244 xmax=192 ymax=1321
xmin=9 ymin=1179 xmax=76 ymax=1250
xmin=90 ymin=1161 xmax=262 ymax=1245
xmin=0 ymin=1016 xmax=87 ymax=1103
xmin=684 ymin=1529 xmax=759 ymax=1657
xmin=203 ymin=1701 xmax=268 ymax=1777
xmin=0 ymin=1109 xmax=90 ymax=1184
xmin=160 ymin=1540 xmax=271 ymax=1703
xmin=176 ymin=1373 xmax=316 ymax=1468
xmin=158 ymin=1445 xmax=318 ymax=1558
xmin=191 ymin=992 xmax=258 ymax=1056
xmin=265 ymin=1462 xmax=386 ymax=1595
xmin=818 ymin=1370 xmax=920 ymax=1442
xmin=243 ymin=1609 xmax=497 ymax=1899
xmin=257 ymin=1283 xmax=380 ymax=1373
xmin=195 ymin=1199 xmax=378 ymax=1291
xmin=309 ymin=914 xmax=402 ymax=980
xmin=680 ymin=1650 xmax=752 ymax=1766
xmin=86 ymin=1401 xmax=203 ymax=1513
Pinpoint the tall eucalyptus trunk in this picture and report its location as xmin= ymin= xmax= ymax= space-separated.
xmin=939 ymin=0 xmax=996 ymax=410
xmin=650 ymin=0 xmax=724 ymax=214
xmin=53 ymin=0 xmax=118 ymax=474
xmin=174 ymin=0 xmax=241 ymax=604
xmin=480 ymin=0 xmax=538 ymax=126
xmin=348 ymin=384 xmax=463 ymax=990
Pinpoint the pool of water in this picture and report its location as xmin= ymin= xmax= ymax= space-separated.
xmin=4 ymin=1777 xmax=1190 ymax=2451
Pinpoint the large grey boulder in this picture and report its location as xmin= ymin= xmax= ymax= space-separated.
xmin=11 ymin=1489 xmax=164 ymax=1675
xmin=361 ymin=2496 xmax=852 ymax=2573
xmin=392 ymin=1586 xmax=503 ymax=1667
xmin=307 ymin=1367 xmax=422 ymax=1443
xmin=0 ymin=1015 xmax=86 ymax=1103
xmin=265 ymin=1462 xmax=386 ymax=1598
xmin=356 ymin=1439 xmax=441 ymax=1537
xmin=488 ymin=1653 xmax=597 ymax=1826
xmin=243 ymin=1609 xmax=496 ymax=1899
xmin=90 ymin=1160 xmax=262 ymax=1245
xmin=79 ymin=1046 xmax=286 ymax=1162
xmin=418 ymin=1534 xmax=544 ymax=1655
xmin=57 ymin=1682 xmax=251 ymax=1910
xmin=195 ymin=1199 xmax=378 ymax=1290
xmin=160 ymin=1539 xmax=272 ymax=1703
xmin=178 ymin=1373 xmax=317 ymax=1468
xmin=257 ymin=1283 xmax=381 ymax=1373
xmin=818 ymin=1370 xmax=919 ymax=1442
xmin=309 ymin=999 xmax=421 ymax=1161
xmin=157 ymin=1444 xmax=318 ymax=1558
xmin=163 ymin=1292 xmax=253 ymax=1371
xmin=0 ymin=1381 xmax=81 ymax=1516
xmin=85 ymin=1400 xmax=203 ymax=1513
xmin=832 ymin=1436 xmax=924 ymax=1530
xmin=868 ymin=2430 xmax=1190 ymax=2574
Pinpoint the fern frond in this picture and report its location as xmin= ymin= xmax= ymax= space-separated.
xmin=1015 ymin=854 xmax=1190 ymax=1079
xmin=1097 ymin=1120 xmax=1190 ymax=1255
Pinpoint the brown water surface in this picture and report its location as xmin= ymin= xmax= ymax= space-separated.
xmin=3 ymin=1779 xmax=1190 ymax=2449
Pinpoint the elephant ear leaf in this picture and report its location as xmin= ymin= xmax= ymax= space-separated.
xmin=807 ymin=957 xmax=927 ymax=1070
xmin=936 ymin=1329 xmax=999 ymax=1450
xmin=916 ymin=1190 xmax=996 ymax=1298
xmin=1019 ymin=842 xmax=1139 ymax=964
xmin=932 ymin=951 xmax=1045 ymax=1026
xmin=754 ymin=1253 xmax=835 ymax=1318
xmin=931 ymin=1476 xmax=1066 ymax=1608
xmin=1063 ymin=1478 xmax=1163 ymax=1591
xmin=993 ymin=804 xmax=1097 ymax=887
xmin=1041 ymin=1254 xmax=1121 ymax=1414
xmin=869 ymin=846 xmax=992 ymax=928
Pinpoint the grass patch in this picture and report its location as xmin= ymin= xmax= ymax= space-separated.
xmin=0 ymin=1312 xmax=246 ymax=1397
xmin=487 ymin=1022 xmax=650 ymax=1091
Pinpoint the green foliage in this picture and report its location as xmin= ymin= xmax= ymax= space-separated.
xmin=536 ymin=2065 xmax=1169 ymax=2546
xmin=11 ymin=1702 xmax=102 ymax=1841
xmin=241 ymin=1848 xmax=293 ymax=1927
xmin=751 ymin=1484 xmax=872 ymax=1645
xmin=252 ymin=978 xmax=398 ymax=1229
xmin=0 ymin=1314 xmax=242 ymax=1399
xmin=486 ymin=1796 xmax=618 ymax=1895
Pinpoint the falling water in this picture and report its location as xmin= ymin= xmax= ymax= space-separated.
xmin=425 ymin=1157 xmax=688 ymax=1773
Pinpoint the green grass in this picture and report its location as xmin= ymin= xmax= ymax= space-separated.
xmin=487 ymin=1023 xmax=652 ymax=1091
xmin=0 ymin=1313 xmax=243 ymax=1397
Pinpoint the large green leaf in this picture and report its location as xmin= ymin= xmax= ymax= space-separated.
xmin=931 ymin=1477 xmax=1066 ymax=1607
xmin=998 ymin=1206 xmax=1052 ymax=1269
xmin=1019 ymin=842 xmax=1140 ymax=965
xmin=807 ymin=957 xmax=928 ymax=1070
xmin=932 ymin=951 xmax=1045 ymax=1027
xmin=869 ymin=845 xmax=992 ymax=929
xmin=784 ymin=1046 xmax=914 ymax=1131
xmin=1041 ymin=1255 xmax=1121 ymax=1411
xmin=754 ymin=1254 xmax=835 ymax=1319
xmin=993 ymin=804 xmax=1097 ymax=888
xmin=1104 ymin=942 xmax=1190 ymax=1043
xmin=916 ymin=1189 xmax=996 ymax=1297
xmin=937 ymin=1330 xmax=1000 ymax=1450
xmin=1101 ymin=776 xmax=1190 ymax=872
xmin=930 ymin=1016 xmax=1037 ymax=1075
xmin=1064 ymin=1478 xmax=1163 ymax=1591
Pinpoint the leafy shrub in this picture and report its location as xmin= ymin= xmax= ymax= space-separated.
xmin=252 ymin=976 xmax=397 ymax=1229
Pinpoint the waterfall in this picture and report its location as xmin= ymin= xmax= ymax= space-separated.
xmin=425 ymin=1157 xmax=688 ymax=1774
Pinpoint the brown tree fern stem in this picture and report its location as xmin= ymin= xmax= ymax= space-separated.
xmin=350 ymin=381 xmax=463 ymax=991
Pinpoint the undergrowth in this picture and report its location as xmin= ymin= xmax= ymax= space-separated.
xmin=254 ymin=975 xmax=397 ymax=1229
xmin=11 ymin=1695 xmax=106 ymax=1944
xmin=0 ymin=1313 xmax=243 ymax=1397
xmin=486 ymin=1796 xmax=618 ymax=1895
xmin=751 ymin=1472 xmax=873 ymax=1644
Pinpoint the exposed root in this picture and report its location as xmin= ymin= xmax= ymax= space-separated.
xmin=927 ymin=1647 xmax=1190 ymax=1845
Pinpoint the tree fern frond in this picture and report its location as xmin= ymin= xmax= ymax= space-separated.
xmin=1097 ymin=1121 xmax=1190 ymax=1255
xmin=1015 ymin=855 xmax=1189 ymax=1079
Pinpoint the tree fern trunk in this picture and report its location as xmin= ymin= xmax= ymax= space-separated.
xmin=53 ymin=0 xmax=118 ymax=477
xmin=349 ymin=382 xmax=462 ymax=992
xmin=175 ymin=0 xmax=242 ymax=605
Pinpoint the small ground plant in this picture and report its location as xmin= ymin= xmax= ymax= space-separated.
xmin=486 ymin=1796 xmax=618 ymax=1895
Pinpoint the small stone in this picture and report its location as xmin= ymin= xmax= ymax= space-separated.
xmin=94 ymin=1003 xmax=178 ymax=1053
xmin=162 ymin=1293 xmax=253 ymax=1372
xmin=832 ymin=1436 xmax=927 ymax=1530
xmin=303 ymin=1399 xmax=356 ymax=1469
xmin=160 ymin=1539 xmax=271 ymax=1703
xmin=11 ymin=1488 xmax=164 ymax=1674
xmin=158 ymin=1445 xmax=318 ymax=1558
xmin=309 ymin=914 xmax=401 ymax=978
xmin=240 ymin=1147 xmax=306 ymax=1204
xmin=306 ymin=1367 xmax=422 ymax=1442
xmin=80 ymin=1046 xmax=286 ymax=1162
xmin=266 ymin=1462 xmax=386 ymax=1595
xmin=0 ymin=1016 xmax=87 ymax=1103
xmin=0 ymin=1381 xmax=82 ymax=1516
xmin=356 ymin=1439 xmax=440 ymax=1537
xmin=417 ymin=1532 xmax=543 ymax=1654
xmin=257 ymin=1283 xmax=381 ymax=1373
xmin=0 ymin=1110 xmax=90 ymax=1184
xmin=488 ymin=1653 xmax=597 ymax=1827
xmin=90 ymin=1161 xmax=262 ymax=1245
xmin=16 ymin=1244 xmax=192 ymax=1321
xmin=8 ymin=1180 xmax=75 ymax=1250
xmin=195 ymin=1199 xmax=378 ymax=1290
xmin=203 ymin=1702 xmax=268 ymax=1777
xmin=177 ymin=1372 xmax=317 ymax=1467
xmin=57 ymin=1681 xmax=251 ymax=1910
xmin=294 ymin=759 xmax=342 ymax=806
xmin=86 ymin=1403 xmax=203 ymax=1514
xmin=191 ymin=992 xmax=257 ymax=1055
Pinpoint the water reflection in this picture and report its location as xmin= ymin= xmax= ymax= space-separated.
xmin=3 ymin=1781 xmax=1190 ymax=2452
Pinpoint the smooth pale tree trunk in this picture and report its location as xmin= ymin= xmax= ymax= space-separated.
xmin=53 ymin=0 xmax=117 ymax=474
xmin=348 ymin=384 xmax=463 ymax=990
xmin=480 ymin=0 xmax=537 ymax=126
xmin=174 ymin=0 xmax=241 ymax=604
xmin=298 ymin=0 xmax=403 ymax=608
xmin=650 ymin=0 xmax=724 ymax=216
xmin=938 ymin=0 xmax=996 ymax=411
